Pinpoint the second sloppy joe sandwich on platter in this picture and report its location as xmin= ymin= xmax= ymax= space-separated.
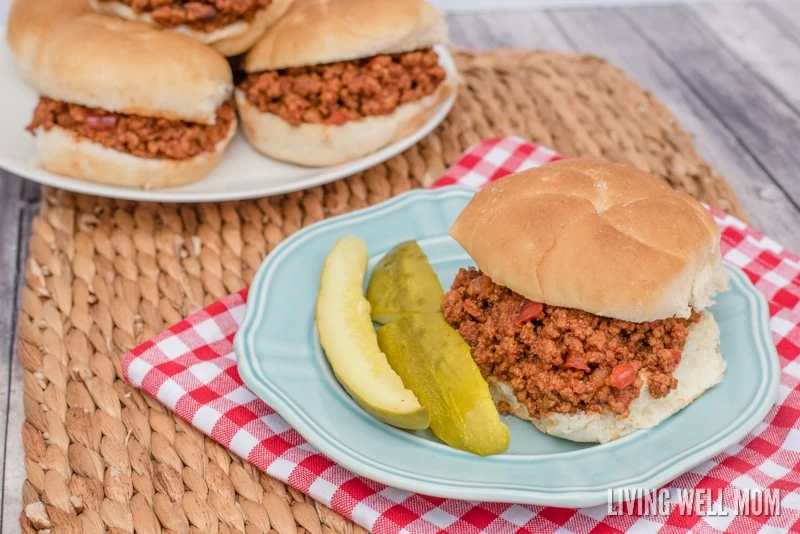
xmin=22 ymin=14 xmax=237 ymax=189
xmin=443 ymin=159 xmax=730 ymax=443
xmin=236 ymin=0 xmax=454 ymax=167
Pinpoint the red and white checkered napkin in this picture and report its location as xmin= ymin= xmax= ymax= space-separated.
xmin=123 ymin=137 xmax=800 ymax=534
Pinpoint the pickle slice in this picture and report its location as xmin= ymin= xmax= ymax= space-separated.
xmin=377 ymin=314 xmax=510 ymax=456
xmin=316 ymin=237 xmax=430 ymax=430
xmin=366 ymin=241 xmax=445 ymax=324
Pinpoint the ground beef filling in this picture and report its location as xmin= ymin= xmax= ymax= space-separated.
xmin=239 ymin=48 xmax=447 ymax=126
xmin=441 ymin=268 xmax=700 ymax=418
xmin=27 ymin=97 xmax=235 ymax=160
xmin=96 ymin=0 xmax=271 ymax=32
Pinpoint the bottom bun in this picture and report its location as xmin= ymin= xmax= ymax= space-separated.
xmin=235 ymin=79 xmax=453 ymax=167
xmin=33 ymin=120 xmax=236 ymax=189
xmin=488 ymin=311 xmax=725 ymax=443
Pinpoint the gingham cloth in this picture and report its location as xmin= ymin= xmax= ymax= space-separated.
xmin=123 ymin=137 xmax=800 ymax=534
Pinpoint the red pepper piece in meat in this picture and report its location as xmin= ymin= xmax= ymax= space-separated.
xmin=324 ymin=110 xmax=348 ymax=126
xmin=86 ymin=114 xmax=118 ymax=130
xmin=517 ymin=299 xmax=543 ymax=324
xmin=608 ymin=363 xmax=637 ymax=389
xmin=564 ymin=354 xmax=590 ymax=372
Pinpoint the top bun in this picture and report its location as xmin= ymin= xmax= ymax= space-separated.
xmin=449 ymin=159 xmax=728 ymax=322
xmin=244 ymin=0 xmax=448 ymax=72
xmin=26 ymin=14 xmax=233 ymax=124
xmin=6 ymin=0 xmax=90 ymax=80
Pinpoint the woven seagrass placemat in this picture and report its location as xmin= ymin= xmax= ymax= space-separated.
xmin=17 ymin=49 xmax=748 ymax=534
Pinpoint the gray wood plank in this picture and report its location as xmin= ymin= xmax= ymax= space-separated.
xmin=435 ymin=0 xmax=800 ymax=10
xmin=693 ymin=2 xmax=800 ymax=112
xmin=756 ymin=1 xmax=800 ymax=49
xmin=549 ymin=7 xmax=800 ymax=251
xmin=1 ymin=201 xmax=35 ymax=534
xmin=0 ymin=171 xmax=25 ymax=533
xmin=446 ymin=10 xmax=573 ymax=50
xmin=0 ymin=342 xmax=24 ymax=534
xmin=19 ymin=180 xmax=41 ymax=206
xmin=619 ymin=5 xmax=800 ymax=209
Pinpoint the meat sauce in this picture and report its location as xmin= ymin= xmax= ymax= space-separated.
xmin=239 ymin=48 xmax=446 ymax=126
xmin=96 ymin=0 xmax=272 ymax=32
xmin=27 ymin=97 xmax=235 ymax=160
xmin=441 ymin=268 xmax=699 ymax=418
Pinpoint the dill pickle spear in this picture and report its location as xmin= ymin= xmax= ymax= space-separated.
xmin=316 ymin=237 xmax=430 ymax=430
xmin=367 ymin=241 xmax=445 ymax=324
xmin=377 ymin=314 xmax=510 ymax=456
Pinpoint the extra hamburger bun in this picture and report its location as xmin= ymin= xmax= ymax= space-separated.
xmin=488 ymin=311 xmax=726 ymax=443
xmin=31 ymin=119 xmax=237 ymax=189
xmin=234 ymin=73 xmax=452 ymax=167
xmin=449 ymin=159 xmax=729 ymax=323
xmin=243 ymin=0 xmax=448 ymax=72
xmin=6 ymin=0 xmax=90 ymax=81
xmin=88 ymin=0 xmax=295 ymax=56
xmin=27 ymin=13 xmax=233 ymax=124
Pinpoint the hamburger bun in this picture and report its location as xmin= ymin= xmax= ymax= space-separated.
xmin=27 ymin=13 xmax=233 ymax=124
xmin=6 ymin=0 xmax=90 ymax=81
xmin=31 ymin=118 xmax=237 ymax=189
xmin=243 ymin=0 xmax=448 ymax=72
xmin=88 ymin=0 xmax=295 ymax=56
xmin=234 ymin=74 xmax=452 ymax=167
xmin=449 ymin=159 xmax=729 ymax=323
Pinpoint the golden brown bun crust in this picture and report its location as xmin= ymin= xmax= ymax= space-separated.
xmin=6 ymin=0 xmax=90 ymax=80
xmin=27 ymin=14 xmax=233 ymax=123
xmin=449 ymin=159 xmax=728 ymax=322
xmin=244 ymin=0 xmax=448 ymax=72
xmin=88 ymin=0 xmax=295 ymax=56
xmin=32 ymin=119 xmax=236 ymax=189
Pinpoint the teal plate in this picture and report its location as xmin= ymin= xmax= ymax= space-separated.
xmin=234 ymin=188 xmax=780 ymax=507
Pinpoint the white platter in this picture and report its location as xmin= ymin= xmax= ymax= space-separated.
xmin=0 ymin=39 xmax=457 ymax=202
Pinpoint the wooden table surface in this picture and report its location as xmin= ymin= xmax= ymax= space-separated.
xmin=2 ymin=2 xmax=800 ymax=530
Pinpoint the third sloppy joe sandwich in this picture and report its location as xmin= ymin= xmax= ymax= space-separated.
xmin=88 ymin=0 xmax=295 ymax=56
xmin=236 ymin=0 xmax=453 ymax=167
xmin=24 ymin=14 xmax=237 ymax=189
xmin=443 ymin=159 xmax=729 ymax=443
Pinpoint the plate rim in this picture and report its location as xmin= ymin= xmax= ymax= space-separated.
xmin=234 ymin=187 xmax=781 ymax=507
xmin=0 ymin=42 xmax=458 ymax=203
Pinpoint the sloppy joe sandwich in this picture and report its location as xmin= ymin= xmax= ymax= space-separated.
xmin=24 ymin=14 xmax=237 ymax=189
xmin=236 ymin=0 xmax=452 ymax=167
xmin=6 ymin=0 xmax=90 ymax=82
xmin=87 ymin=0 xmax=295 ymax=56
xmin=443 ymin=159 xmax=729 ymax=443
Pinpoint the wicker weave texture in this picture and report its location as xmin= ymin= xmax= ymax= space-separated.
xmin=17 ymin=50 xmax=746 ymax=534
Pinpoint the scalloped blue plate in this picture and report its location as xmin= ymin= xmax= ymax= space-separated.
xmin=234 ymin=188 xmax=780 ymax=507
